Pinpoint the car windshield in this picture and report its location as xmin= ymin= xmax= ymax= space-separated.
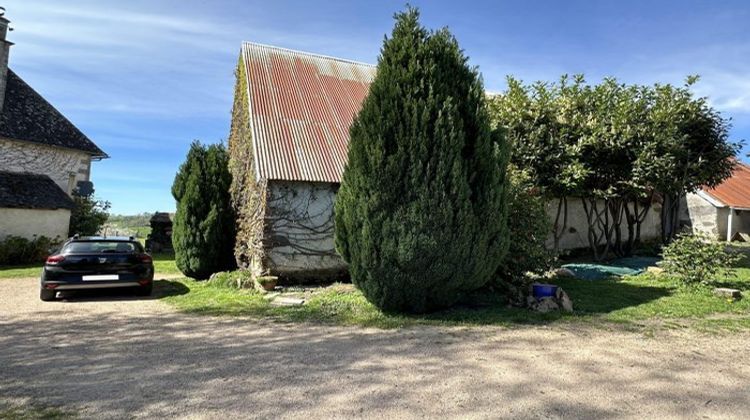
xmin=62 ymin=241 xmax=142 ymax=254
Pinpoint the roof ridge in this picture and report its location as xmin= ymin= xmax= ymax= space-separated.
xmin=242 ymin=41 xmax=376 ymax=68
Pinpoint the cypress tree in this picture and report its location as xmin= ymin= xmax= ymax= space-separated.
xmin=172 ymin=141 xmax=236 ymax=279
xmin=334 ymin=8 xmax=510 ymax=313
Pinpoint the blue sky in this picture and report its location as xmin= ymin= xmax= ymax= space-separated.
xmin=6 ymin=0 xmax=750 ymax=214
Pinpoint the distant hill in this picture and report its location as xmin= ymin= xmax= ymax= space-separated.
xmin=101 ymin=213 xmax=155 ymax=238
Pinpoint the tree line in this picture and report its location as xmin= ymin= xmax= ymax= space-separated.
xmin=489 ymin=75 xmax=741 ymax=260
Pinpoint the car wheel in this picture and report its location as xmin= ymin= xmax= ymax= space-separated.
xmin=40 ymin=288 xmax=57 ymax=301
xmin=136 ymin=283 xmax=153 ymax=297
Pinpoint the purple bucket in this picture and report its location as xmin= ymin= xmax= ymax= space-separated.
xmin=532 ymin=283 xmax=558 ymax=299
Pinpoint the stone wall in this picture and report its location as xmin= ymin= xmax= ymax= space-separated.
xmin=685 ymin=193 xmax=720 ymax=238
xmin=545 ymin=198 xmax=663 ymax=251
xmin=0 ymin=207 xmax=70 ymax=240
xmin=262 ymin=181 xmax=347 ymax=280
xmin=0 ymin=138 xmax=91 ymax=195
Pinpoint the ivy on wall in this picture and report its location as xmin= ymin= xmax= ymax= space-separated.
xmin=228 ymin=57 xmax=267 ymax=271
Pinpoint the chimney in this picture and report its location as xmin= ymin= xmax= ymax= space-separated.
xmin=0 ymin=7 xmax=12 ymax=113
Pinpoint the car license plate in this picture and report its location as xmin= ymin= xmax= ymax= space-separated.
xmin=82 ymin=274 xmax=119 ymax=281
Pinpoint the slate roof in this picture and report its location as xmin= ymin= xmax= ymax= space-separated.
xmin=241 ymin=42 xmax=375 ymax=183
xmin=702 ymin=162 xmax=750 ymax=209
xmin=0 ymin=171 xmax=74 ymax=210
xmin=0 ymin=69 xmax=107 ymax=157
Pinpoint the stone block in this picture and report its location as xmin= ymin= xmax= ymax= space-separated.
xmin=713 ymin=288 xmax=742 ymax=300
xmin=270 ymin=296 xmax=306 ymax=307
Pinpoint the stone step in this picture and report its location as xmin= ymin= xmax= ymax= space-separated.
xmin=713 ymin=288 xmax=742 ymax=300
xmin=270 ymin=296 xmax=306 ymax=307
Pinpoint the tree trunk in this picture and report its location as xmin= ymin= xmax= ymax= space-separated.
xmin=661 ymin=193 xmax=683 ymax=244
xmin=551 ymin=196 xmax=568 ymax=255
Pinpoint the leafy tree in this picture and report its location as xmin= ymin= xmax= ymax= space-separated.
xmin=334 ymin=8 xmax=510 ymax=313
xmin=640 ymin=77 xmax=740 ymax=242
xmin=491 ymin=74 xmax=741 ymax=259
xmin=69 ymin=188 xmax=110 ymax=236
xmin=489 ymin=76 xmax=586 ymax=253
xmin=172 ymin=141 xmax=236 ymax=279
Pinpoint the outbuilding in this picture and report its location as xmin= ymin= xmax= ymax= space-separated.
xmin=684 ymin=162 xmax=750 ymax=241
xmin=229 ymin=42 xmax=375 ymax=280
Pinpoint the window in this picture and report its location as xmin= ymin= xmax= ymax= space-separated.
xmin=62 ymin=241 xmax=143 ymax=254
xmin=67 ymin=173 xmax=76 ymax=195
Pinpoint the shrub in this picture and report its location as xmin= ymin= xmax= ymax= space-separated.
xmin=208 ymin=270 xmax=254 ymax=289
xmin=0 ymin=235 xmax=59 ymax=266
xmin=661 ymin=233 xmax=740 ymax=287
xmin=495 ymin=167 xmax=553 ymax=288
xmin=172 ymin=141 xmax=237 ymax=280
xmin=334 ymin=8 xmax=510 ymax=313
xmin=69 ymin=188 xmax=110 ymax=236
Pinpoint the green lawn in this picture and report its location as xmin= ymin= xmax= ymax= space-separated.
xmin=155 ymin=267 xmax=750 ymax=332
xmin=4 ymin=251 xmax=749 ymax=333
xmin=0 ymin=252 xmax=180 ymax=279
xmin=151 ymin=252 xmax=181 ymax=276
xmin=0 ymin=264 xmax=42 ymax=279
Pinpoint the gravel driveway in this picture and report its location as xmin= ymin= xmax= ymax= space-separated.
xmin=1 ymin=277 xmax=749 ymax=419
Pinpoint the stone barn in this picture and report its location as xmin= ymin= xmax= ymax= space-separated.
xmin=228 ymin=42 xmax=375 ymax=280
xmin=684 ymin=162 xmax=750 ymax=241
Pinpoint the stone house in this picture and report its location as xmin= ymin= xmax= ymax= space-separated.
xmin=683 ymin=162 xmax=750 ymax=241
xmin=0 ymin=13 xmax=107 ymax=240
xmin=228 ymin=42 xmax=664 ymax=280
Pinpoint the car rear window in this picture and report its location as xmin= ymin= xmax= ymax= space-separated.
xmin=62 ymin=241 xmax=143 ymax=254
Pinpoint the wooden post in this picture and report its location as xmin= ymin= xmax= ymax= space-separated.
xmin=727 ymin=208 xmax=734 ymax=242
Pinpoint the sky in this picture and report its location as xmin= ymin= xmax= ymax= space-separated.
xmin=5 ymin=0 xmax=750 ymax=214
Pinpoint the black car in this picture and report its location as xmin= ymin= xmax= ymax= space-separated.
xmin=40 ymin=236 xmax=154 ymax=301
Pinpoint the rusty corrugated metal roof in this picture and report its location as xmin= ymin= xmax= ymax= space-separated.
xmin=242 ymin=42 xmax=376 ymax=183
xmin=702 ymin=162 xmax=750 ymax=209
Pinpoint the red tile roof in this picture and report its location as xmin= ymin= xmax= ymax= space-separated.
xmin=241 ymin=42 xmax=376 ymax=183
xmin=702 ymin=162 xmax=750 ymax=209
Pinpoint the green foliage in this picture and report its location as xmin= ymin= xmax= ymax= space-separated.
xmin=69 ymin=188 xmax=110 ymax=236
xmin=661 ymin=233 xmax=741 ymax=287
xmin=162 ymin=266 xmax=750 ymax=331
xmin=490 ymin=74 xmax=741 ymax=257
xmin=0 ymin=235 xmax=58 ymax=265
xmin=228 ymin=55 xmax=266 ymax=269
xmin=208 ymin=270 xmax=254 ymax=289
xmin=172 ymin=141 xmax=237 ymax=280
xmin=489 ymin=76 xmax=587 ymax=199
xmin=495 ymin=167 xmax=553 ymax=286
xmin=334 ymin=8 xmax=510 ymax=313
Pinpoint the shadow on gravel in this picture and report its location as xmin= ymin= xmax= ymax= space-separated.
xmin=1 ymin=308 xmax=748 ymax=418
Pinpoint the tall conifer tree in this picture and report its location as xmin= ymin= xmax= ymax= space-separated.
xmin=172 ymin=141 xmax=236 ymax=279
xmin=334 ymin=8 xmax=510 ymax=312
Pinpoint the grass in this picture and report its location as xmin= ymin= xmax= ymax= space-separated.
xmin=3 ymin=251 xmax=749 ymax=333
xmin=154 ymin=266 xmax=750 ymax=332
xmin=0 ymin=252 xmax=180 ymax=279
xmin=151 ymin=252 xmax=180 ymax=275
xmin=0 ymin=264 xmax=42 ymax=279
